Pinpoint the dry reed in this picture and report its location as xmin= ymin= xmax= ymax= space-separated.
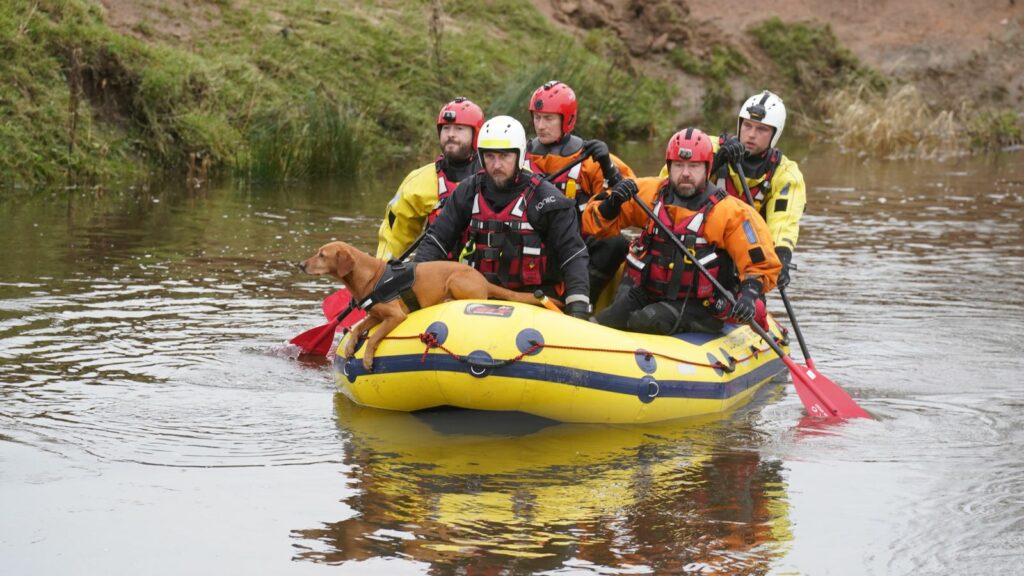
xmin=819 ymin=84 xmax=966 ymax=159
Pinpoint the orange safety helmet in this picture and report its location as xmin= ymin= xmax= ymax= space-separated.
xmin=528 ymin=81 xmax=577 ymax=136
xmin=665 ymin=128 xmax=714 ymax=173
xmin=437 ymin=97 xmax=485 ymax=149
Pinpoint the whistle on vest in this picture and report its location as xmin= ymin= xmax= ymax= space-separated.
xmin=564 ymin=179 xmax=577 ymax=200
xmin=459 ymin=235 xmax=477 ymax=264
xmin=680 ymin=235 xmax=697 ymax=264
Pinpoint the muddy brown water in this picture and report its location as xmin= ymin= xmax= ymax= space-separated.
xmin=1 ymin=144 xmax=1022 ymax=575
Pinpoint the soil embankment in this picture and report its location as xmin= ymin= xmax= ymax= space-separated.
xmin=533 ymin=0 xmax=1024 ymax=110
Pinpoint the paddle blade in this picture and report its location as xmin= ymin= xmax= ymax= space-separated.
xmin=290 ymin=320 xmax=340 ymax=356
xmin=781 ymin=356 xmax=870 ymax=419
xmin=320 ymin=289 xmax=366 ymax=331
xmin=321 ymin=289 xmax=352 ymax=319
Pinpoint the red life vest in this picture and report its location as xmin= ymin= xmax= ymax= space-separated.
xmin=463 ymin=175 xmax=548 ymax=289
xmin=625 ymin=183 xmax=732 ymax=300
xmin=427 ymin=155 xmax=462 ymax=225
xmin=715 ymin=145 xmax=781 ymax=216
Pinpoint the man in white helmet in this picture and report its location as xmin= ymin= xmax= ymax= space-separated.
xmin=415 ymin=116 xmax=592 ymax=319
xmin=711 ymin=90 xmax=807 ymax=289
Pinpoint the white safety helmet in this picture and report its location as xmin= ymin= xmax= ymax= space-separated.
xmin=737 ymin=90 xmax=787 ymax=148
xmin=476 ymin=115 xmax=529 ymax=170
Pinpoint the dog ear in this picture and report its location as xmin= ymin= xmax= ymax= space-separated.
xmin=334 ymin=246 xmax=355 ymax=278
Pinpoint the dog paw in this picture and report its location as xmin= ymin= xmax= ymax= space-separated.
xmin=342 ymin=340 xmax=357 ymax=359
xmin=361 ymin=357 xmax=374 ymax=372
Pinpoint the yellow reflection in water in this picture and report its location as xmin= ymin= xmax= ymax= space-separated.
xmin=292 ymin=394 xmax=793 ymax=573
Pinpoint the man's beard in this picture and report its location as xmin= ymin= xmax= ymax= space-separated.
xmin=487 ymin=171 xmax=516 ymax=193
xmin=670 ymin=179 xmax=698 ymax=198
xmin=442 ymin=139 xmax=472 ymax=162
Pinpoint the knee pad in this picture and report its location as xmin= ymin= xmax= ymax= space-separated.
xmin=626 ymin=302 xmax=679 ymax=335
xmin=588 ymin=235 xmax=629 ymax=275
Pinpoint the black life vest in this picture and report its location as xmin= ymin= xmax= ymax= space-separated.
xmin=625 ymin=183 xmax=733 ymax=301
xmin=462 ymin=174 xmax=548 ymax=289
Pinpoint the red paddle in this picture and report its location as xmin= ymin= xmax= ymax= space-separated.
xmin=321 ymin=287 xmax=364 ymax=324
xmin=290 ymin=296 xmax=361 ymax=356
xmin=629 ymin=186 xmax=869 ymax=419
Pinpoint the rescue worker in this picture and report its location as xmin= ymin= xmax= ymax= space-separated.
xmin=376 ymin=97 xmax=485 ymax=260
xmin=709 ymin=90 xmax=806 ymax=289
xmin=583 ymin=128 xmax=780 ymax=335
xmin=526 ymin=80 xmax=637 ymax=302
xmin=415 ymin=116 xmax=592 ymax=319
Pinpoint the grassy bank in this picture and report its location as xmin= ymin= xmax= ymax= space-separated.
xmin=4 ymin=4 xmax=1019 ymax=196
xmin=0 ymin=0 xmax=675 ymax=195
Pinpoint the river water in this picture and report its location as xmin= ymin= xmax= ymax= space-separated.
xmin=1 ymin=145 xmax=1022 ymax=575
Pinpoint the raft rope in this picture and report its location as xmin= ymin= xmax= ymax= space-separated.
xmin=374 ymin=328 xmax=788 ymax=373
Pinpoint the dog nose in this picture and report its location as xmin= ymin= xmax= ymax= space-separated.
xmin=298 ymin=261 xmax=307 ymax=273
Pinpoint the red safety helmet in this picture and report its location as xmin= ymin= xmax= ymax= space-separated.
xmin=437 ymin=97 xmax=485 ymax=149
xmin=665 ymin=128 xmax=714 ymax=173
xmin=528 ymin=80 xmax=577 ymax=136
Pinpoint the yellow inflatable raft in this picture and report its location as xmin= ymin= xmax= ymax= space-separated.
xmin=334 ymin=300 xmax=789 ymax=423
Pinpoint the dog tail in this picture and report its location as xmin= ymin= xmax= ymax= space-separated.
xmin=485 ymin=285 xmax=562 ymax=308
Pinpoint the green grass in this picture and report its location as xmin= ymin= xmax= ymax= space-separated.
xmin=0 ymin=0 xmax=678 ymax=195
xmin=3 ymin=3 xmax=1016 ymax=196
xmin=750 ymin=17 xmax=887 ymax=112
xmin=668 ymin=45 xmax=749 ymax=126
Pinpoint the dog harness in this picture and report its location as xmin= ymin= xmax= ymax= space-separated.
xmin=357 ymin=261 xmax=421 ymax=312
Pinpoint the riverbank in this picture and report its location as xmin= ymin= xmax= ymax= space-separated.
xmin=2 ymin=0 xmax=1021 ymax=196
xmin=2 ymin=0 xmax=678 ymax=195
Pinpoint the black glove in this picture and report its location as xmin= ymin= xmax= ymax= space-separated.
xmin=712 ymin=134 xmax=745 ymax=174
xmin=598 ymin=178 xmax=638 ymax=220
xmin=565 ymin=300 xmax=591 ymax=320
xmin=718 ymin=135 xmax=745 ymax=163
xmin=582 ymin=139 xmax=611 ymax=166
xmin=582 ymin=139 xmax=617 ymax=179
xmin=775 ymin=247 xmax=792 ymax=289
xmin=730 ymin=278 xmax=762 ymax=324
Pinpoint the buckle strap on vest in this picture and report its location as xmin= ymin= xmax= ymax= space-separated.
xmin=359 ymin=261 xmax=420 ymax=311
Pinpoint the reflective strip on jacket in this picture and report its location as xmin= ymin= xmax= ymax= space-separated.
xmin=464 ymin=174 xmax=548 ymax=288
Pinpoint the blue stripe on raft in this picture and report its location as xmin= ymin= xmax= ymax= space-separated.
xmin=335 ymin=353 xmax=784 ymax=401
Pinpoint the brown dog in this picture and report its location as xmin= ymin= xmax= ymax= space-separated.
xmin=300 ymin=241 xmax=546 ymax=370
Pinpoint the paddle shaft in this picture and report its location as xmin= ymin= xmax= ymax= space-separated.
xmin=778 ymin=286 xmax=815 ymax=370
xmin=731 ymin=161 xmax=815 ymax=369
xmin=545 ymin=151 xmax=590 ymax=181
xmin=727 ymin=161 xmax=870 ymax=418
xmin=631 ymin=191 xmax=864 ymax=418
xmin=730 ymin=159 xmax=758 ymax=206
